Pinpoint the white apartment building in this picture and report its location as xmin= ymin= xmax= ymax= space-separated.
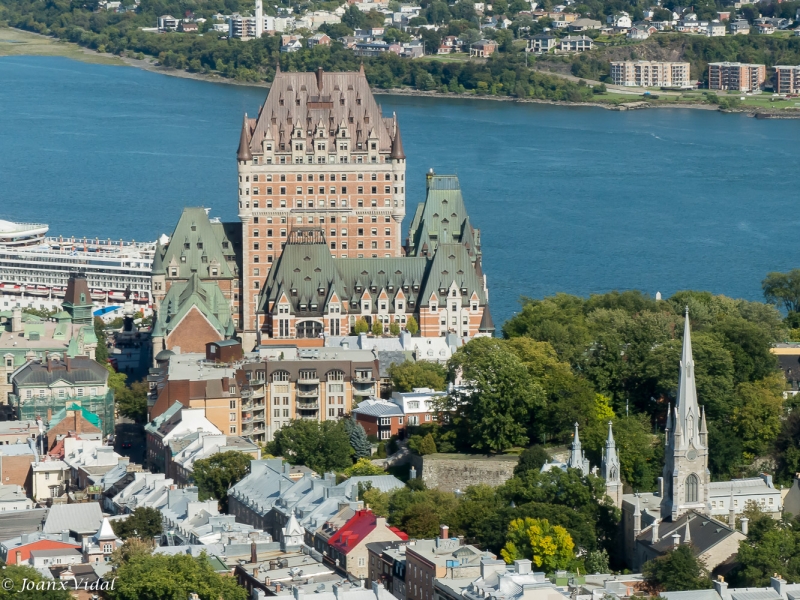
xmin=610 ymin=60 xmax=692 ymax=87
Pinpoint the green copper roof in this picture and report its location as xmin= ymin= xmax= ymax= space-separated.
xmin=407 ymin=174 xmax=480 ymax=263
xmin=155 ymin=208 xmax=238 ymax=280
xmin=152 ymin=272 xmax=235 ymax=339
xmin=49 ymin=403 xmax=103 ymax=429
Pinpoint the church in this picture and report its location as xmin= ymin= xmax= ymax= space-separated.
xmin=546 ymin=310 xmax=784 ymax=573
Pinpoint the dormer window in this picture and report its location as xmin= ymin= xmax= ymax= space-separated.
xmin=291 ymin=288 xmax=297 ymax=296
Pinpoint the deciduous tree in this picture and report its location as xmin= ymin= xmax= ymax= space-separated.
xmin=112 ymin=507 xmax=163 ymax=540
xmin=389 ymin=360 xmax=447 ymax=392
xmin=268 ymin=420 xmax=353 ymax=473
xmin=192 ymin=451 xmax=252 ymax=512
xmin=500 ymin=517 xmax=575 ymax=571
xmin=643 ymin=545 xmax=712 ymax=591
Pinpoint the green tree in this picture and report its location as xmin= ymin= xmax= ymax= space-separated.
xmin=94 ymin=316 xmax=109 ymax=363
xmin=584 ymin=549 xmax=610 ymax=574
xmin=774 ymin=412 xmax=800 ymax=484
xmin=734 ymin=515 xmax=800 ymax=585
xmin=406 ymin=316 xmax=419 ymax=335
xmin=372 ymin=319 xmax=384 ymax=336
xmin=354 ymin=318 xmax=369 ymax=335
xmin=361 ymin=485 xmax=391 ymax=516
xmin=763 ymin=269 xmax=800 ymax=314
xmin=343 ymin=457 xmax=384 ymax=477
xmin=0 ymin=564 xmax=71 ymax=599
xmin=389 ymin=360 xmax=447 ymax=392
xmin=731 ymin=373 xmax=785 ymax=458
xmin=445 ymin=338 xmax=545 ymax=452
xmin=514 ymin=445 xmax=550 ymax=476
xmin=643 ymin=545 xmax=712 ymax=591
xmin=116 ymin=379 xmax=149 ymax=423
xmin=192 ymin=451 xmax=252 ymax=512
xmin=111 ymin=507 xmax=163 ymax=540
xmin=109 ymin=551 xmax=246 ymax=600
xmin=348 ymin=419 xmax=372 ymax=460
xmin=267 ymin=420 xmax=353 ymax=473
xmin=500 ymin=517 xmax=575 ymax=571
xmin=389 ymin=321 xmax=401 ymax=336
xmin=417 ymin=433 xmax=437 ymax=455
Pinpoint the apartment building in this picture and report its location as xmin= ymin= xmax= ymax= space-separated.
xmin=235 ymin=67 xmax=408 ymax=346
xmin=708 ymin=62 xmax=766 ymax=91
xmin=406 ymin=528 xmax=487 ymax=600
xmin=610 ymin=61 xmax=692 ymax=87
xmin=236 ymin=348 xmax=378 ymax=441
xmin=775 ymin=65 xmax=800 ymax=94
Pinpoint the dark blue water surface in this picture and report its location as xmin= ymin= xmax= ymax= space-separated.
xmin=2 ymin=55 xmax=799 ymax=326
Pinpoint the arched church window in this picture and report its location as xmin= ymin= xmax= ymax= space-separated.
xmin=686 ymin=474 xmax=699 ymax=503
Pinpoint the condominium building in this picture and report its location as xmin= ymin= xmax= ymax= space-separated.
xmin=708 ymin=62 xmax=766 ymax=91
xmin=774 ymin=65 xmax=800 ymax=94
xmin=609 ymin=61 xmax=692 ymax=87
xmin=235 ymin=67 xmax=408 ymax=346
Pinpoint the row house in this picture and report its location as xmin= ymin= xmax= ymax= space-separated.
xmin=145 ymin=402 xmax=221 ymax=473
xmin=353 ymin=387 xmax=447 ymax=439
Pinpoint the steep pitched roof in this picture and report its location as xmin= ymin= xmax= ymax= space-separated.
xmin=328 ymin=509 xmax=406 ymax=554
xmin=245 ymin=68 xmax=401 ymax=159
xmin=155 ymin=208 xmax=237 ymax=281
xmin=151 ymin=273 xmax=235 ymax=339
xmin=406 ymin=174 xmax=480 ymax=263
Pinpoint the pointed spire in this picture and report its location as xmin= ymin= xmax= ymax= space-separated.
xmin=569 ymin=422 xmax=584 ymax=472
xmin=606 ymin=420 xmax=616 ymax=447
xmin=359 ymin=62 xmax=365 ymax=75
xmin=700 ymin=405 xmax=708 ymax=434
xmin=683 ymin=520 xmax=691 ymax=544
xmin=390 ymin=121 xmax=406 ymax=160
xmin=237 ymin=113 xmax=253 ymax=161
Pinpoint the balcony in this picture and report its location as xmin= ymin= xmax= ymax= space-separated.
xmin=240 ymin=389 xmax=254 ymax=399
xmin=353 ymin=374 xmax=374 ymax=383
xmin=297 ymin=403 xmax=320 ymax=411
xmin=297 ymin=389 xmax=319 ymax=398
xmin=297 ymin=377 xmax=319 ymax=385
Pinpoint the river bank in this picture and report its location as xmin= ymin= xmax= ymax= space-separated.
xmin=3 ymin=26 xmax=798 ymax=117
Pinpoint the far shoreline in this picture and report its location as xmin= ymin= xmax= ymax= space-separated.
xmin=4 ymin=26 xmax=798 ymax=118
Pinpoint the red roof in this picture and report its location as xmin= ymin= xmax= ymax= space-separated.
xmin=6 ymin=540 xmax=80 ymax=565
xmin=327 ymin=510 xmax=407 ymax=555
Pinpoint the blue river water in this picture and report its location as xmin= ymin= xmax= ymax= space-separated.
xmin=1 ymin=55 xmax=799 ymax=326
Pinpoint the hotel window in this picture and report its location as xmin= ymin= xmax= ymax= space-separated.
xmin=384 ymin=228 xmax=390 ymax=236
xmin=254 ymin=242 xmax=259 ymax=250
xmin=371 ymin=228 xmax=377 ymax=236
xmin=267 ymin=187 xmax=272 ymax=194
xmin=254 ymin=281 xmax=260 ymax=289
xmin=76 ymin=388 xmax=84 ymax=397
xmin=230 ymin=412 xmax=237 ymax=422
xmin=254 ymin=268 xmax=260 ymax=276
xmin=385 ymin=241 xmax=391 ymax=249
xmin=357 ymin=186 xmax=363 ymax=193
xmin=280 ymin=187 xmax=286 ymax=194
xmin=230 ymin=400 xmax=237 ymax=409
xmin=230 ymin=426 xmax=237 ymax=434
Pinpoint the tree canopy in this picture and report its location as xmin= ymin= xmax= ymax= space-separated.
xmin=389 ymin=360 xmax=447 ymax=392
xmin=192 ymin=451 xmax=252 ymax=512
xmin=267 ymin=419 xmax=353 ymax=473
xmin=643 ymin=545 xmax=712 ymax=592
xmin=112 ymin=507 xmax=163 ymax=540
xmin=501 ymin=517 xmax=575 ymax=571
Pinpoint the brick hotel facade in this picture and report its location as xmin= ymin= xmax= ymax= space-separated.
xmin=235 ymin=66 xmax=407 ymax=346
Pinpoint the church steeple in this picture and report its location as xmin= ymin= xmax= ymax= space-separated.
xmin=602 ymin=421 xmax=623 ymax=507
xmin=568 ymin=422 xmax=589 ymax=475
xmin=662 ymin=308 xmax=710 ymax=520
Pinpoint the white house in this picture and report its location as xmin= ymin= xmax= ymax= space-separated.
xmin=706 ymin=20 xmax=726 ymax=36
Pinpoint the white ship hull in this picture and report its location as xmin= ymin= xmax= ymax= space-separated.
xmin=0 ymin=221 xmax=156 ymax=309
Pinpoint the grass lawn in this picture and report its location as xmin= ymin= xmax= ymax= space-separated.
xmin=0 ymin=27 xmax=125 ymax=65
xmin=739 ymin=95 xmax=800 ymax=109
xmin=421 ymin=53 xmax=472 ymax=63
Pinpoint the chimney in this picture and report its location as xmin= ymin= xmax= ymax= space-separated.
xmin=253 ymin=566 xmax=259 ymax=579
xmin=657 ymin=477 xmax=664 ymax=497
xmin=47 ymin=408 xmax=52 ymax=422
xmin=62 ymin=530 xmax=69 ymax=542
xmin=741 ymin=517 xmax=749 ymax=535
xmin=15 ymin=551 xmax=21 ymax=565
xmin=651 ymin=520 xmax=659 ymax=543
xmin=11 ymin=307 xmax=22 ymax=333
xmin=671 ymin=533 xmax=681 ymax=549
xmin=514 ymin=559 xmax=532 ymax=575
xmin=251 ymin=541 xmax=258 ymax=564
xmin=409 ymin=466 xmax=416 ymax=480
xmin=713 ymin=576 xmax=729 ymax=600
xmin=770 ymin=575 xmax=786 ymax=597
xmin=275 ymin=583 xmax=282 ymax=593
xmin=439 ymin=525 xmax=449 ymax=540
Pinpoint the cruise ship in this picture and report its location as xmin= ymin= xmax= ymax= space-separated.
xmin=0 ymin=220 xmax=155 ymax=307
